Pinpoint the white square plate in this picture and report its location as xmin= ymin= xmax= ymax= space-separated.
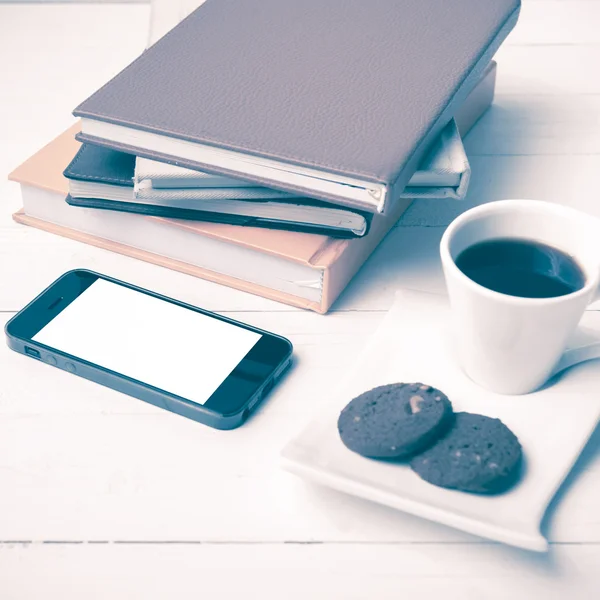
xmin=281 ymin=290 xmax=600 ymax=551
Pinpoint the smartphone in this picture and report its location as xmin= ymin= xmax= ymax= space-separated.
xmin=5 ymin=269 xmax=293 ymax=429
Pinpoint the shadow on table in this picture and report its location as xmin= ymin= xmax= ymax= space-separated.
xmin=298 ymin=480 xmax=566 ymax=574
xmin=540 ymin=420 xmax=600 ymax=539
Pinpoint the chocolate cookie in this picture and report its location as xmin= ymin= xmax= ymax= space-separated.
xmin=410 ymin=412 xmax=522 ymax=494
xmin=337 ymin=383 xmax=453 ymax=459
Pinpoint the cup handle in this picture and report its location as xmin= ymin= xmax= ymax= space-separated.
xmin=552 ymin=342 xmax=600 ymax=378
xmin=552 ymin=298 xmax=600 ymax=377
xmin=553 ymin=280 xmax=600 ymax=376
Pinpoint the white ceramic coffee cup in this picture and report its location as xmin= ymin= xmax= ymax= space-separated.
xmin=440 ymin=199 xmax=600 ymax=395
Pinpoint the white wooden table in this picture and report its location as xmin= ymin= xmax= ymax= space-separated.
xmin=1 ymin=2 xmax=599 ymax=598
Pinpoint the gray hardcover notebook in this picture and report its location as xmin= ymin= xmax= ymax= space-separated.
xmin=74 ymin=0 xmax=520 ymax=214
xmin=63 ymin=142 xmax=371 ymax=237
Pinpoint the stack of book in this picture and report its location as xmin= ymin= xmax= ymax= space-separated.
xmin=9 ymin=0 xmax=520 ymax=313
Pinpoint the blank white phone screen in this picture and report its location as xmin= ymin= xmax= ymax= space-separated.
xmin=33 ymin=278 xmax=262 ymax=405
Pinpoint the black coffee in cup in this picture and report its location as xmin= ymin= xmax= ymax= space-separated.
xmin=455 ymin=238 xmax=586 ymax=298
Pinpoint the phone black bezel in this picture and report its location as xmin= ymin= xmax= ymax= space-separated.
xmin=5 ymin=269 xmax=293 ymax=428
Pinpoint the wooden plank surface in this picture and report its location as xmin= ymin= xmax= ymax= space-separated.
xmin=0 ymin=1 xmax=599 ymax=598
xmin=1 ymin=543 xmax=600 ymax=600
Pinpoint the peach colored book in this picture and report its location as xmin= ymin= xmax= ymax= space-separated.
xmin=9 ymin=63 xmax=495 ymax=313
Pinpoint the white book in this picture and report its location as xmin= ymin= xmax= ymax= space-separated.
xmin=133 ymin=119 xmax=471 ymax=202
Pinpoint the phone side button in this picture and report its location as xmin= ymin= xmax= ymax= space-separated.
xmin=45 ymin=355 xmax=57 ymax=366
xmin=64 ymin=362 xmax=76 ymax=373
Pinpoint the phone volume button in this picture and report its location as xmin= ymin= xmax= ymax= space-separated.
xmin=45 ymin=355 xmax=57 ymax=366
xmin=64 ymin=362 xmax=76 ymax=373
